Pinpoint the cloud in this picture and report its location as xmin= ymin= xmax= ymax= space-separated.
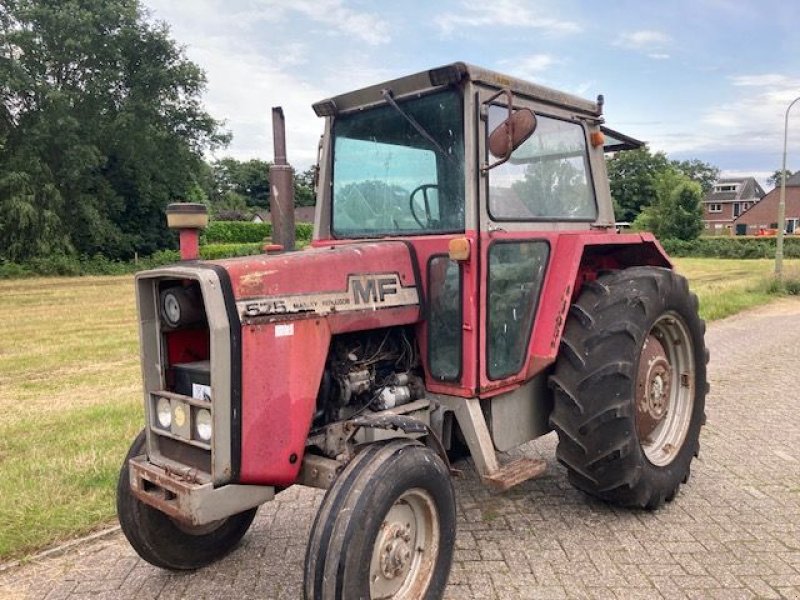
xmin=679 ymin=73 xmax=800 ymax=162
xmin=730 ymin=74 xmax=792 ymax=87
xmin=704 ymin=73 xmax=800 ymax=131
xmin=436 ymin=0 xmax=581 ymax=36
xmin=498 ymin=54 xmax=560 ymax=80
xmin=267 ymin=0 xmax=391 ymax=46
xmin=615 ymin=30 xmax=671 ymax=52
xmin=149 ymin=0 xmax=390 ymax=47
xmin=142 ymin=0 xmax=399 ymax=166
xmin=648 ymin=53 xmax=671 ymax=60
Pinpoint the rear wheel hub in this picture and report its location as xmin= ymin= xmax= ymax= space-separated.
xmin=636 ymin=334 xmax=672 ymax=439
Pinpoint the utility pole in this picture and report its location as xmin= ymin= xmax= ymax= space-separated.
xmin=775 ymin=95 xmax=800 ymax=277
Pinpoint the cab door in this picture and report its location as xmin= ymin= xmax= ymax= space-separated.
xmin=475 ymin=88 xmax=600 ymax=396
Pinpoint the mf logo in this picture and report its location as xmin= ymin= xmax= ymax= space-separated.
xmin=351 ymin=277 xmax=398 ymax=305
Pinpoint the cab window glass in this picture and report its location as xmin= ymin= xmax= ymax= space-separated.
xmin=332 ymin=90 xmax=465 ymax=237
xmin=488 ymin=106 xmax=596 ymax=220
xmin=487 ymin=241 xmax=549 ymax=379
xmin=428 ymin=256 xmax=461 ymax=381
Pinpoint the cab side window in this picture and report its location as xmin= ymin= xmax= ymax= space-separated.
xmin=487 ymin=105 xmax=596 ymax=221
xmin=486 ymin=241 xmax=549 ymax=379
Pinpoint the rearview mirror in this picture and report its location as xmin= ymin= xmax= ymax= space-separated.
xmin=488 ymin=108 xmax=537 ymax=159
xmin=481 ymin=88 xmax=537 ymax=173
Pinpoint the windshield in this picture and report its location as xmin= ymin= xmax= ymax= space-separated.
xmin=331 ymin=89 xmax=465 ymax=237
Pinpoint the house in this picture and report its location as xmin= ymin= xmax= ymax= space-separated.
xmin=702 ymin=177 xmax=765 ymax=235
xmin=733 ymin=172 xmax=800 ymax=235
xmin=252 ymin=206 xmax=316 ymax=224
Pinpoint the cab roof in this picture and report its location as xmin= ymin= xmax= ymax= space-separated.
xmin=313 ymin=62 xmax=602 ymax=118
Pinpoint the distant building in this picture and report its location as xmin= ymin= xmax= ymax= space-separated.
xmin=702 ymin=177 xmax=765 ymax=235
xmin=252 ymin=206 xmax=316 ymax=224
xmin=733 ymin=172 xmax=800 ymax=235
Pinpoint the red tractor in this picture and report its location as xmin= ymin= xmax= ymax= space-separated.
xmin=117 ymin=63 xmax=707 ymax=599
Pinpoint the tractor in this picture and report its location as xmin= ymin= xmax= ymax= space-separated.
xmin=117 ymin=63 xmax=708 ymax=599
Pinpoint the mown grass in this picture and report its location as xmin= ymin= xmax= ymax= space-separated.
xmin=673 ymin=257 xmax=800 ymax=321
xmin=1 ymin=258 xmax=799 ymax=561
xmin=0 ymin=276 xmax=142 ymax=559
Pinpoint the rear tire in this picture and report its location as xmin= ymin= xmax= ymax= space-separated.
xmin=304 ymin=440 xmax=456 ymax=600
xmin=117 ymin=431 xmax=257 ymax=570
xmin=549 ymin=267 xmax=708 ymax=509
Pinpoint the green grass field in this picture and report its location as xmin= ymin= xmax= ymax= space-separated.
xmin=674 ymin=257 xmax=800 ymax=320
xmin=0 ymin=276 xmax=142 ymax=560
xmin=0 ymin=258 xmax=797 ymax=561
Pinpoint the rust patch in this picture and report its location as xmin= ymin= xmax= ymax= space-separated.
xmin=238 ymin=270 xmax=278 ymax=295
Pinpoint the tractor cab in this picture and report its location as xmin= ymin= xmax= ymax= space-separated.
xmin=313 ymin=62 xmax=618 ymax=240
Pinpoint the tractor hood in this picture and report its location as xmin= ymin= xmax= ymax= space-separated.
xmin=211 ymin=241 xmax=422 ymax=329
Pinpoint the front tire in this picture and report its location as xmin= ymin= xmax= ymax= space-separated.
xmin=116 ymin=431 xmax=257 ymax=570
xmin=304 ymin=440 xmax=456 ymax=600
xmin=549 ymin=267 xmax=708 ymax=509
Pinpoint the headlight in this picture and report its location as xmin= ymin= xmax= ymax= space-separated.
xmin=156 ymin=397 xmax=172 ymax=428
xmin=162 ymin=290 xmax=182 ymax=327
xmin=195 ymin=409 xmax=212 ymax=441
xmin=159 ymin=286 xmax=203 ymax=328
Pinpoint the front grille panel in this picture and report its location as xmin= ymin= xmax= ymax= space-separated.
xmin=157 ymin=436 xmax=212 ymax=473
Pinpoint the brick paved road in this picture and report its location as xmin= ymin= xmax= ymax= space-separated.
xmin=1 ymin=299 xmax=799 ymax=599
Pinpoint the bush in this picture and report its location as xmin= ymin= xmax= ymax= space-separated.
xmin=204 ymin=220 xmax=314 ymax=244
xmin=660 ymin=236 xmax=800 ymax=259
xmin=296 ymin=222 xmax=313 ymax=241
xmin=0 ymin=261 xmax=32 ymax=279
xmin=0 ymin=243 xmax=266 ymax=279
xmin=199 ymin=243 xmax=263 ymax=260
xmin=767 ymin=275 xmax=800 ymax=296
xmin=204 ymin=221 xmax=271 ymax=243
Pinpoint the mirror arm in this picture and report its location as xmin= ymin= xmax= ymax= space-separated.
xmin=480 ymin=88 xmax=515 ymax=174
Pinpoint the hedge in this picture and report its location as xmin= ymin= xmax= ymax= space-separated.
xmin=660 ymin=236 xmax=800 ymax=259
xmin=7 ymin=234 xmax=800 ymax=279
xmin=204 ymin=221 xmax=313 ymax=244
xmin=0 ymin=243 xmax=265 ymax=279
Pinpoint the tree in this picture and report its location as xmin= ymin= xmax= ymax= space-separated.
xmin=633 ymin=170 xmax=703 ymax=240
xmin=606 ymin=148 xmax=672 ymax=222
xmin=671 ymin=159 xmax=719 ymax=195
xmin=294 ymin=167 xmax=316 ymax=207
xmin=0 ymin=0 xmax=227 ymax=261
xmin=768 ymin=169 xmax=794 ymax=189
xmin=607 ymin=149 xmax=719 ymax=224
xmin=208 ymin=158 xmax=271 ymax=210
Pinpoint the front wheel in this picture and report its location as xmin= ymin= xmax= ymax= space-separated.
xmin=304 ymin=440 xmax=456 ymax=600
xmin=116 ymin=431 xmax=257 ymax=570
xmin=549 ymin=267 xmax=708 ymax=509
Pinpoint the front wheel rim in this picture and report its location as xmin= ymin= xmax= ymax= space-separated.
xmin=635 ymin=312 xmax=695 ymax=467
xmin=369 ymin=488 xmax=440 ymax=599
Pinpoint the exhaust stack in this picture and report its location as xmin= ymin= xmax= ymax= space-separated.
xmin=270 ymin=107 xmax=296 ymax=251
xmin=166 ymin=203 xmax=208 ymax=261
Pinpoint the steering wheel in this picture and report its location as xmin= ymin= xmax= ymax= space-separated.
xmin=409 ymin=184 xmax=439 ymax=228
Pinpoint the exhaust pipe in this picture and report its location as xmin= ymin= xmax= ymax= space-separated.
xmin=270 ymin=107 xmax=295 ymax=251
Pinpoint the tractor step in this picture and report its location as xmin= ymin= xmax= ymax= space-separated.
xmin=482 ymin=457 xmax=547 ymax=492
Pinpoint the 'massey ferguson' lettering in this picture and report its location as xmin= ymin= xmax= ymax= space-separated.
xmin=236 ymin=273 xmax=418 ymax=319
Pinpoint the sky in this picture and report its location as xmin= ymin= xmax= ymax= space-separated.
xmin=142 ymin=0 xmax=800 ymax=190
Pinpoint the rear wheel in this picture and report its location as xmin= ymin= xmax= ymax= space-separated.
xmin=304 ymin=439 xmax=456 ymax=600
xmin=549 ymin=267 xmax=708 ymax=509
xmin=116 ymin=431 xmax=257 ymax=570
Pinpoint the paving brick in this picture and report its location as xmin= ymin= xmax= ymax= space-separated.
xmin=1 ymin=299 xmax=799 ymax=599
